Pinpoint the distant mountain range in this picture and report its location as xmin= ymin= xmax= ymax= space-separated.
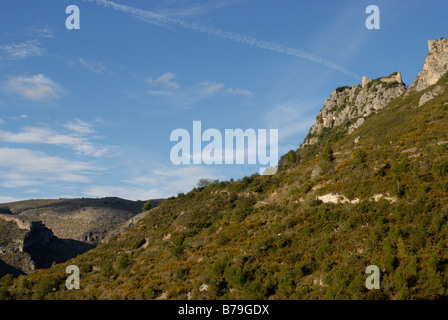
xmin=0 ymin=197 xmax=162 ymax=277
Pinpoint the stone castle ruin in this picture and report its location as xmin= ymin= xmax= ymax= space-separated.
xmin=362 ymin=72 xmax=403 ymax=88
xmin=302 ymin=38 xmax=448 ymax=147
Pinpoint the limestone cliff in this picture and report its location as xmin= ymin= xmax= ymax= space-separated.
xmin=0 ymin=214 xmax=96 ymax=277
xmin=0 ymin=197 xmax=162 ymax=277
xmin=0 ymin=214 xmax=53 ymax=254
xmin=407 ymin=38 xmax=448 ymax=94
xmin=302 ymin=37 xmax=448 ymax=146
xmin=0 ymin=216 xmax=55 ymax=275
xmin=0 ymin=197 xmax=156 ymax=244
xmin=303 ymin=73 xmax=405 ymax=145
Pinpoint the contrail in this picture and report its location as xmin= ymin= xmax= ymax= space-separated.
xmin=85 ymin=0 xmax=358 ymax=79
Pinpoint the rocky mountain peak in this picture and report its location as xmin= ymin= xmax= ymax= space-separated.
xmin=407 ymin=37 xmax=448 ymax=94
xmin=302 ymin=72 xmax=405 ymax=146
xmin=302 ymin=38 xmax=448 ymax=147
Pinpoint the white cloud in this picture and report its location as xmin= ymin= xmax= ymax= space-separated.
xmin=200 ymin=81 xmax=224 ymax=94
xmin=0 ymin=40 xmax=44 ymax=60
xmin=147 ymin=72 xmax=180 ymax=90
xmin=156 ymin=0 xmax=242 ymax=18
xmin=24 ymin=189 xmax=39 ymax=194
xmin=146 ymin=89 xmax=173 ymax=96
xmin=5 ymin=74 xmax=62 ymax=101
xmin=0 ymin=172 xmax=40 ymax=188
xmin=63 ymin=119 xmax=95 ymax=135
xmin=0 ymin=196 xmax=23 ymax=204
xmin=0 ymin=122 xmax=115 ymax=157
xmin=0 ymin=118 xmax=4 ymax=125
xmin=78 ymin=58 xmax=113 ymax=75
xmin=27 ymin=26 xmax=55 ymax=39
xmin=144 ymin=70 xmax=252 ymax=106
xmin=0 ymin=147 xmax=99 ymax=189
xmin=122 ymin=164 xmax=222 ymax=199
xmin=226 ymin=87 xmax=253 ymax=96
xmin=56 ymin=173 xmax=91 ymax=183
xmin=0 ymin=148 xmax=96 ymax=173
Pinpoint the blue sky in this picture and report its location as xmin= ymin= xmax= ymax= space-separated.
xmin=0 ymin=0 xmax=447 ymax=202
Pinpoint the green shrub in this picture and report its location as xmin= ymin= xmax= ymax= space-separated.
xmin=142 ymin=200 xmax=152 ymax=211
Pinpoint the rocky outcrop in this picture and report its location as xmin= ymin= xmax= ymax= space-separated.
xmin=419 ymin=85 xmax=445 ymax=106
xmin=21 ymin=221 xmax=54 ymax=251
xmin=0 ymin=214 xmax=94 ymax=277
xmin=0 ymin=197 xmax=163 ymax=277
xmin=0 ymin=214 xmax=53 ymax=253
xmin=0 ymin=197 xmax=159 ymax=245
xmin=302 ymin=73 xmax=405 ymax=145
xmin=104 ymin=209 xmax=151 ymax=242
xmin=407 ymin=38 xmax=448 ymax=94
xmin=0 ymin=215 xmax=54 ymax=276
xmin=302 ymin=38 xmax=448 ymax=147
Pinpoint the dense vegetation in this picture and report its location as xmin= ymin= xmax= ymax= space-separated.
xmin=1 ymin=72 xmax=447 ymax=300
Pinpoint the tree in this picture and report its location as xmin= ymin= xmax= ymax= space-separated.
xmin=281 ymin=150 xmax=296 ymax=170
xmin=171 ymin=234 xmax=186 ymax=259
xmin=101 ymin=260 xmax=114 ymax=284
xmin=142 ymin=200 xmax=152 ymax=212
xmin=390 ymin=157 xmax=409 ymax=196
xmin=0 ymin=274 xmax=14 ymax=288
xmin=197 ymin=178 xmax=219 ymax=188
xmin=117 ymin=253 xmax=131 ymax=271
xmin=319 ymin=145 xmax=336 ymax=179
xmin=354 ymin=149 xmax=368 ymax=181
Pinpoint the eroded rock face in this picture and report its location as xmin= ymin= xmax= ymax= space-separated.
xmin=0 ymin=216 xmax=54 ymax=276
xmin=0 ymin=197 xmax=153 ymax=245
xmin=419 ymin=85 xmax=445 ymax=106
xmin=0 ymin=197 xmax=162 ymax=276
xmin=0 ymin=215 xmax=53 ymax=252
xmin=0 ymin=215 xmax=94 ymax=276
xmin=303 ymin=74 xmax=405 ymax=145
xmin=22 ymin=221 xmax=54 ymax=251
xmin=407 ymin=38 xmax=448 ymax=94
xmin=301 ymin=38 xmax=448 ymax=147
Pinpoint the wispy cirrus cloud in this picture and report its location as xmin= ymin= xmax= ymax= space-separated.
xmin=200 ymin=81 xmax=224 ymax=94
xmin=226 ymin=87 xmax=253 ymax=96
xmin=199 ymin=81 xmax=253 ymax=97
xmin=63 ymin=119 xmax=96 ymax=135
xmin=147 ymin=72 xmax=180 ymax=90
xmin=142 ymin=71 xmax=254 ymax=113
xmin=0 ymin=118 xmax=114 ymax=193
xmin=26 ymin=26 xmax=56 ymax=39
xmin=0 ymin=40 xmax=44 ymax=60
xmin=0 ymin=147 xmax=98 ymax=189
xmin=111 ymin=163 xmax=222 ymax=199
xmin=0 ymin=195 xmax=23 ymax=203
xmin=78 ymin=58 xmax=114 ymax=75
xmin=0 ymin=120 xmax=116 ymax=157
xmin=4 ymin=74 xmax=62 ymax=101
xmin=155 ymin=0 xmax=244 ymax=18
xmin=84 ymin=0 xmax=358 ymax=78
xmin=0 ymin=148 xmax=97 ymax=174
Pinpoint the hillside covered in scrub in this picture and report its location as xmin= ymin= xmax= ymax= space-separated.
xmin=1 ymin=38 xmax=448 ymax=300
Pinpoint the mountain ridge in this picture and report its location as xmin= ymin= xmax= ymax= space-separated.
xmin=1 ymin=37 xmax=447 ymax=300
xmin=303 ymin=37 xmax=447 ymax=147
xmin=0 ymin=197 xmax=162 ymax=277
